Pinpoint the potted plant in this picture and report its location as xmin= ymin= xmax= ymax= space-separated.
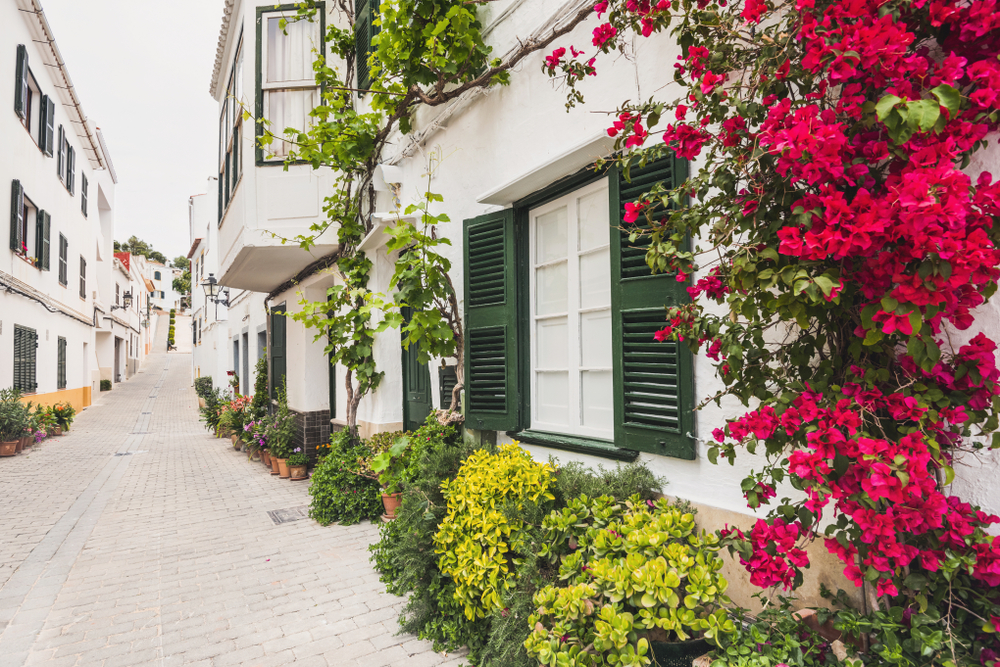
xmin=267 ymin=385 xmax=296 ymax=479
xmin=36 ymin=406 xmax=59 ymax=436
xmin=287 ymin=448 xmax=309 ymax=480
xmin=369 ymin=435 xmax=413 ymax=519
xmin=525 ymin=496 xmax=737 ymax=667
xmin=53 ymin=402 xmax=76 ymax=432
xmin=0 ymin=389 xmax=28 ymax=456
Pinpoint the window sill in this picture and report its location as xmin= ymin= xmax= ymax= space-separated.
xmin=507 ymin=429 xmax=638 ymax=462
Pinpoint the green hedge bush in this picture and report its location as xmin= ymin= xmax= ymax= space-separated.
xmin=369 ymin=430 xmax=668 ymax=667
xmin=308 ymin=429 xmax=383 ymax=526
xmin=194 ymin=377 xmax=213 ymax=398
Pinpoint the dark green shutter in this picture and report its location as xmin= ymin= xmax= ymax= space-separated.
xmin=439 ymin=365 xmax=458 ymax=409
xmin=80 ymin=256 xmax=87 ymax=298
xmin=270 ymin=304 xmax=287 ymax=398
xmin=14 ymin=45 xmax=27 ymax=120
xmin=40 ymin=211 xmax=51 ymax=271
xmin=463 ymin=209 xmax=520 ymax=431
xmin=355 ymin=0 xmax=377 ymax=92
xmin=41 ymin=95 xmax=55 ymax=156
xmin=67 ymin=147 xmax=75 ymax=194
xmin=58 ymin=234 xmax=68 ymax=285
xmin=57 ymin=337 xmax=67 ymax=390
xmin=57 ymin=126 xmax=65 ymax=180
xmin=610 ymin=157 xmax=695 ymax=459
xmin=81 ymin=173 xmax=88 ymax=216
xmin=13 ymin=325 xmax=38 ymax=393
xmin=10 ymin=180 xmax=23 ymax=251
xmin=35 ymin=210 xmax=44 ymax=266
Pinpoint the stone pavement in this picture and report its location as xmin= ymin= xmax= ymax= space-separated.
xmin=0 ymin=334 xmax=464 ymax=665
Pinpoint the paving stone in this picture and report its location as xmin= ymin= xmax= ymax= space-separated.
xmin=0 ymin=327 xmax=453 ymax=666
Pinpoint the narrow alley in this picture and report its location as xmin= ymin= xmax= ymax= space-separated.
xmin=0 ymin=318 xmax=460 ymax=667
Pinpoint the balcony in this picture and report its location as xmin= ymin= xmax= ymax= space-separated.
xmin=216 ymin=164 xmax=339 ymax=293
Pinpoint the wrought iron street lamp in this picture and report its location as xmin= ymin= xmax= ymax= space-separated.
xmin=111 ymin=290 xmax=133 ymax=312
xmin=201 ymin=273 xmax=230 ymax=319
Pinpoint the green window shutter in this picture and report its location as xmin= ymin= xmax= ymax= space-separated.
xmin=57 ymin=337 xmax=67 ymax=390
xmin=41 ymin=95 xmax=55 ymax=156
xmin=35 ymin=210 xmax=44 ymax=266
xmin=81 ymin=173 xmax=88 ymax=216
xmin=355 ymin=0 xmax=378 ymax=93
xmin=10 ymin=179 xmax=23 ymax=251
xmin=610 ymin=157 xmax=696 ymax=459
xmin=57 ymin=126 xmax=65 ymax=180
xmin=14 ymin=45 xmax=27 ymax=120
xmin=463 ymin=209 xmax=520 ymax=431
xmin=41 ymin=211 xmax=51 ymax=271
xmin=14 ymin=325 xmax=38 ymax=393
xmin=59 ymin=234 xmax=68 ymax=285
xmin=67 ymin=147 xmax=76 ymax=195
xmin=80 ymin=256 xmax=87 ymax=298
xmin=270 ymin=305 xmax=287 ymax=398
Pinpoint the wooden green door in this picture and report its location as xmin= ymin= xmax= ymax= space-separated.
xmin=401 ymin=314 xmax=432 ymax=432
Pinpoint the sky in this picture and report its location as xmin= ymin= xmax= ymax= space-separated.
xmin=41 ymin=0 xmax=225 ymax=263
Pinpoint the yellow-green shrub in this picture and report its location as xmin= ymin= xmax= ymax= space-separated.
xmin=434 ymin=444 xmax=556 ymax=620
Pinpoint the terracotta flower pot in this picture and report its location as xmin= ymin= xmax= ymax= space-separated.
xmin=262 ymin=450 xmax=271 ymax=466
xmin=381 ymin=492 xmax=403 ymax=520
xmin=289 ymin=464 xmax=307 ymax=481
xmin=198 ymin=397 xmax=207 ymax=409
xmin=0 ymin=441 xmax=17 ymax=457
xmin=276 ymin=458 xmax=290 ymax=479
xmin=51 ymin=427 xmax=63 ymax=436
xmin=20 ymin=436 xmax=30 ymax=451
xmin=270 ymin=455 xmax=281 ymax=475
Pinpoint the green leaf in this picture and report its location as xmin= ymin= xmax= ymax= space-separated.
xmin=875 ymin=94 xmax=903 ymax=121
xmin=931 ymin=84 xmax=961 ymax=117
xmin=907 ymin=99 xmax=941 ymax=132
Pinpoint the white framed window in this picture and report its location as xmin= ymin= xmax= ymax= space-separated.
xmin=529 ymin=178 xmax=614 ymax=439
xmin=260 ymin=11 xmax=320 ymax=160
xmin=220 ymin=32 xmax=244 ymax=217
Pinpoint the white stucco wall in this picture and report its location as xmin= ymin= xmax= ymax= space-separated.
xmin=1 ymin=0 xmax=116 ymax=400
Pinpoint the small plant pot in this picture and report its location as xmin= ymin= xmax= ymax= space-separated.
xmin=276 ymin=458 xmax=290 ymax=479
xmin=262 ymin=450 xmax=271 ymax=466
xmin=270 ymin=455 xmax=281 ymax=475
xmin=14 ymin=439 xmax=23 ymax=454
xmin=649 ymin=638 xmax=710 ymax=667
xmin=289 ymin=464 xmax=308 ymax=481
xmin=198 ymin=397 xmax=207 ymax=409
xmin=20 ymin=436 xmax=30 ymax=451
xmin=381 ymin=492 xmax=403 ymax=520
xmin=0 ymin=441 xmax=17 ymax=457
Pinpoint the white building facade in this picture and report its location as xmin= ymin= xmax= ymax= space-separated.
xmin=206 ymin=0 xmax=1000 ymax=606
xmin=1 ymin=0 xmax=120 ymax=411
xmin=145 ymin=260 xmax=180 ymax=313
xmin=188 ymin=178 xmax=268 ymax=398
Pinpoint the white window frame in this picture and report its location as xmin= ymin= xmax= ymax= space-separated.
xmin=259 ymin=9 xmax=320 ymax=161
xmin=528 ymin=178 xmax=614 ymax=439
xmin=220 ymin=31 xmax=245 ymax=215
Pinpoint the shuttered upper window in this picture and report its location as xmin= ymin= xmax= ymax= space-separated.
xmin=80 ymin=256 xmax=87 ymax=299
xmin=463 ymin=157 xmax=695 ymax=459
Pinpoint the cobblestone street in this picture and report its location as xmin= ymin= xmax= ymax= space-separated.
xmin=0 ymin=330 xmax=461 ymax=667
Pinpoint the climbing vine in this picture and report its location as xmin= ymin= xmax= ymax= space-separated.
xmin=264 ymin=1 xmax=594 ymax=426
xmin=546 ymin=0 xmax=1000 ymax=664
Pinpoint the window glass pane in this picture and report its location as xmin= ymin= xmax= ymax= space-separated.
xmin=536 ymin=317 xmax=568 ymax=370
xmin=537 ymin=372 xmax=569 ymax=426
xmin=581 ymin=370 xmax=613 ymax=431
xmin=267 ymin=16 xmax=316 ymax=83
xmin=266 ymin=89 xmax=318 ymax=157
xmin=536 ymin=207 xmax=567 ymax=263
xmin=578 ymin=190 xmax=609 ymax=252
xmin=579 ymin=248 xmax=611 ymax=310
xmin=580 ymin=310 xmax=612 ymax=369
xmin=535 ymin=262 xmax=567 ymax=316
